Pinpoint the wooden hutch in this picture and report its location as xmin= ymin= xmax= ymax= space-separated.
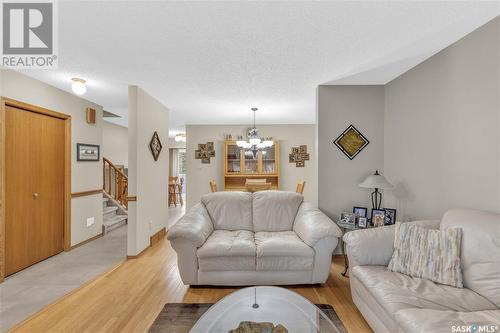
xmin=224 ymin=141 xmax=280 ymax=191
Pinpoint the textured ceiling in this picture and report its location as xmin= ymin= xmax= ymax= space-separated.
xmin=18 ymin=1 xmax=500 ymax=131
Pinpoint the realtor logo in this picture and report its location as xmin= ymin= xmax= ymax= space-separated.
xmin=1 ymin=0 xmax=58 ymax=68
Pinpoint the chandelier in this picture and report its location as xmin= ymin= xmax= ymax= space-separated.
xmin=236 ymin=108 xmax=273 ymax=150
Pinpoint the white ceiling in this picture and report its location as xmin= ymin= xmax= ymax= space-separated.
xmin=19 ymin=1 xmax=500 ymax=133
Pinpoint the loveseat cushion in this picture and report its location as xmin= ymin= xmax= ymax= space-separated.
xmin=197 ymin=230 xmax=256 ymax=271
xmin=394 ymin=308 xmax=500 ymax=333
xmin=201 ymin=191 xmax=253 ymax=231
xmin=351 ymin=266 xmax=497 ymax=317
xmin=252 ymin=191 xmax=304 ymax=232
xmin=255 ymin=231 xmax=314 ymax=271
xmin=441 ymin=209 xmax=500 ymax=307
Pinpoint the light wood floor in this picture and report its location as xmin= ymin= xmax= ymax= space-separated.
xmin=10 ymin=238 xmax=372 ymax=333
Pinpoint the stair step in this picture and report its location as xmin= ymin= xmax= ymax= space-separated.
xmin=103 ymin=214 xmax=127 ymax=232
xmin=103 ymin=206 xmax=118 ymax=215
xmin=102 ymin=197 xmax=109 ymax=202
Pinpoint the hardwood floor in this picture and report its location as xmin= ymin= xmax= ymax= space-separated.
xmin=9 ymin=238 xmax=372 ymax=333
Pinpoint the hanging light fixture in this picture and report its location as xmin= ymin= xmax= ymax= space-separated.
xmin=236 ymin=108 xmax=274 ymax=150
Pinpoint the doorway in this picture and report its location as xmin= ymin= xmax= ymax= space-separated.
xmin=0 ymin=98 xmax=71 ymax=280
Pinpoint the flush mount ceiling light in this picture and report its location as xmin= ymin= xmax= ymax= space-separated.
xmin=71 ymin=78 xmax=87 ymax=95
xmin=236 ymin=108 xmax=273 ymax=150
xmin=174 ymin=133 xmax=186 ymax=142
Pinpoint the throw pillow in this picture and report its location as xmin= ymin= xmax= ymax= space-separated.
xmin=388 ymin=222 xmax=463 ymax=288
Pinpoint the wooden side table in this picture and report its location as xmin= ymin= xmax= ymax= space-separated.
xmin=336 ymin=221 xmax=372 ymax=278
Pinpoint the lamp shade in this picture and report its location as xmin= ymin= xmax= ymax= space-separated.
xmin=359 ymin=170 xmax=393 ymax=190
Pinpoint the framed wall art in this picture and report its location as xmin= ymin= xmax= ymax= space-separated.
xmin=333 ymin=125 xmax=369 ymax=160
xmin=77 ymin=143 xmax=100 ymax=161
xmin=195 ymin=142 xmax=215 ymax=164
xmin=149 ymin=131 xmax=163 ymax=161
xmin=289 ymin=145 xmax=310 ymax=167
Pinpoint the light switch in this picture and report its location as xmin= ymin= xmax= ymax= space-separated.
xmin=86 ymin=217 xmax=95 ymax=227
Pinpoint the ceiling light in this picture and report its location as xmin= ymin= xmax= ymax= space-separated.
xmin=71 ymin=78 xmax=87 ymax=95
xmin=236 ymin=108 xmax=274 ymax=151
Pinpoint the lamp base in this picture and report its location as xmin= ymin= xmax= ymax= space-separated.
xmin=371 ymin=188 xmax=382 ymax=210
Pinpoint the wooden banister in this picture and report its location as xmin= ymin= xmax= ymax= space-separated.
xmin=103 ymin=157 xmax=128 ymax=209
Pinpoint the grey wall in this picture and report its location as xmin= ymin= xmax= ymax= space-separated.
xmin=384 ymin=17 xmax=500 ymax=220
xmin=317 ymin=86 xmax=385 ymax=221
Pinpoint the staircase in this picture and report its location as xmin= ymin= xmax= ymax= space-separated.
xmin=102 ymin=157 xmax=129 ymax=233
xmin=102 ymin=194 xmax=128 ymax=233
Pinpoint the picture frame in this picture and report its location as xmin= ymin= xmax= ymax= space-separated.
xmin=333 ymin=124 xmax=370 ymax=160
xmin=341 ymin=212 xmax=355 ymax=225
xmin=358 ymin=217 xmax=368 ymax=228
xmin=353 ymin=206 xmax=368 ymax=218
xmin=384 ymin=208 xmax=397 ymax=225
xmin=371 ymin=209 xmax=386 ymax=227
xmin=149 ymin=131 xmax=163 ymax=161
xmin=76 ymin=143 xmax=100 ymax=161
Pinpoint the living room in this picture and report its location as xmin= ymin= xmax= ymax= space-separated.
xmin=0 ymin=1 xmax=499 ymax=333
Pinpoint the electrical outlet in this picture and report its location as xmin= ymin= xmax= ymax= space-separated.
xmin=86 ymin=217 xmax=95 ymax=227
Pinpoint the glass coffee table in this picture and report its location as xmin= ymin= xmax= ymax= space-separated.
xmin=190 ymin=286 xmax=340 ymax=333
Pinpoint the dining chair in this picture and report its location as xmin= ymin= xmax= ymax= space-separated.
xmin=296 ymin=181 xmax=306 ymax=194
xmin=209 ymin=180 xmax=217 ymax=192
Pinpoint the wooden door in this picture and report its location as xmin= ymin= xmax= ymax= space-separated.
xmin=5 ymin=105 xmax=65 ymax=276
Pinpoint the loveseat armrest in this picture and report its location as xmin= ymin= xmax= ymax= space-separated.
xmin=167 ymin=203 xmax=214 ymax=247
xmin=293 ymin=203 xmax=342 ymax=247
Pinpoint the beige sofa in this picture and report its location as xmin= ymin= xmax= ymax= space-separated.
xmin=167 ymin=191 xmax=341 ymax=286
xmin=343 ymin=209 xmax=500 ymax=333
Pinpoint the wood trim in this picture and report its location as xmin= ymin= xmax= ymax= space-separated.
xmin=0 ymin=97 xmax=72 ymax=281
xmin=126 ymin=245 xmax=149 ymax=259
xmin=69 ymin=232 xmax=103 ymax=250
xmin=150 ymin=227 xmax=166 ymax=247
xmin=126 ymin=196 xmax=137 ymax=202
xmin=71 ymin=189 xmax=102 ymax=198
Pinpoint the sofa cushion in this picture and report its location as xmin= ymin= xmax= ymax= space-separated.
xmin=255 ymin=231 xmax=314 ymax=271
xmin=441 ymin=209 xmax=500 ymax=307
xmin=351 ymin=266 xmax=497 ymax=317
xmin=197 ymin=230 xmax=255 ymax=258
xmin=388 ymin=222 xmax=463 ymax=288
xmin=201 ymin=192 xmax=253 ymax=231
xmin=197 ymin=230 xmax=256 ymax=271
xmin=394 ymin=308 xmax=500 ymax=333
xmin=252 ymin=191 xmax=304 ymax=232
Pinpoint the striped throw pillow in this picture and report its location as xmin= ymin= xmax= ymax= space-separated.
xmin=388 ymin=222 xmax=463 ymax=288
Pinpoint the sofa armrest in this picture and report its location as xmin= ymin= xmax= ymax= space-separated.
xmin=343 ymin=225 xmax=395 ymax=268
xmin=167 ymin=203 xmax=213 ymax=247
xmin=294 ymin=203 xmax=342 ymax=247
xmin=343 ymin=219 xmax=441 ymax=268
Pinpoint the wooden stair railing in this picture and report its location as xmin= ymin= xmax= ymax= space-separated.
xmin=103 ymin=157 xmax=128 ymax=209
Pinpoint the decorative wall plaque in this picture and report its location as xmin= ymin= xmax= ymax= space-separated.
xmin=289 ymin=145 xmax=309 ymax=167
xmin=333 ymin=125 xmax=369 ymax=160
xmin=149 ymin=131 xmax=163 ymax=161
xmin=195 ymin=142 xmax=215 ymax=164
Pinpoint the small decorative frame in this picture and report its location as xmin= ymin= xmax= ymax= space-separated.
xmin=333 ymin=125 xmax=369 ymax=160
xmin=289 ymin=145 xmax=310 ymax=167
xmin=195 ymin=142 xmax=215 ymax=164
xmin=384 ymin=208 xmax=397 ymax=225
xmin=149 ymin=131 xmax=163 ymax=161
xmin=77 ymin=143 xmax=100 ymax=161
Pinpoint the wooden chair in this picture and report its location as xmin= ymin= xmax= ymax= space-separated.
xmin=245 ymin=179 xmax=272 ymax=192
xmin=209 ymin=180 xmax=217 ymax=192
xmin=296 ymin=181 xmax=306 ymax=194
xmin=169 ymin=176 xmax=178 ymax=183
xmin=168 ymin=183 xmax=177 ymax=207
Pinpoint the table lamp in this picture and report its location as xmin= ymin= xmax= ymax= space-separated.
xmin=359 ymin=170 xmax=393 ymax=210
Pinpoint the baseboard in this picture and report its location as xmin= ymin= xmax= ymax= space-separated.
xmin=126 ymin=245 xmax=149 ymax=259
xmin=69 ymin=232 xmax=104 ymax=250
xmin=150 ymin=227 xmax=167 ymax=247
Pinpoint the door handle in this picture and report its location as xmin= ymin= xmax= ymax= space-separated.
xmin=33 ymin=192 xmax=39 ymax=199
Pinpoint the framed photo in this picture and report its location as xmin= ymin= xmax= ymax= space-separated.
xmin=201 ymin=157 xmax=210 ymax=164
xmin=198 ymin=143 xmax=206 ymax=150
xmin=292 ymin=147 xmax=299 ymax=154
xmin=353 ymin=206 xmax=367 ymax=218
xmin=333 ymin=125 xmax=370 ymax=160
xmin=384 ymin=208 xmax=397 ymax=225
xmin=358 ymin=217 xmax=368 ymax=228
xmin=195 ymin=150 xmax=202 ymax=159
xmin=371 ymin=209 xmax=386 ymax=227
xmin=341 ymin=212 xmax=355 ymax=225
xmin=296 ymin=160 xmax=305 ymax=167
xmin=299 ymin=145 xmax=307 ymax=153
xmin=77 ymin=143 xmax=100 ymax=161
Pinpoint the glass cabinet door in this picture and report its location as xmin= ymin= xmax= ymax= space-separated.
xmin=261 ymin=145 xmax=276 ymax=174
xmin=243 ymin=149 xmax=259 ymax=173
xmin=226 ymin=144 xmax=241 ymax=173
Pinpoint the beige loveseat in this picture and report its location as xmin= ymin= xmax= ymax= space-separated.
xmin=343 ymin=209 xmax=500 ymax=333
xmin=167 ymin=191 xmax=341 ymax=286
